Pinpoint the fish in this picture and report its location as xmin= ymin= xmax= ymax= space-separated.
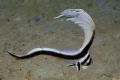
xmin=7 ymin=9 xmax=95 ymax=71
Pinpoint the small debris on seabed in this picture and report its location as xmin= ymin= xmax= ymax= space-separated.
xmin=113 ymin=34 xmax=120 ymax=39
xmin=13 ymin=16 xmax=23 ymax=22
xmin=32 ymin=16 xmax=41 ymax=22
xmin=115 ymin=34 xmax=120 ymax=39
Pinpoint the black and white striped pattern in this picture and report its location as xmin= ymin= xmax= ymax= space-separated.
xmin=7 ymin=9 xmax=95 ymax=71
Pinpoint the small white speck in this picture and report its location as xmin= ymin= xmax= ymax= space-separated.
xmin=13 ymin=16 xmax=23 ymax=21
xmin=0 ymin=59 xmax=2 ymax=63
xmin=115 ymin=34 xmax=120 ymax=39
xmin=82 ymin=66 xmax=88 ymax=69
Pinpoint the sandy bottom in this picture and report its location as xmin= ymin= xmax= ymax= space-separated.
xmin=0 ymin=0 xmax=120 ymax=80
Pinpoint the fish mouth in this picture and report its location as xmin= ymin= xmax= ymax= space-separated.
xmin=55 ymin=15 xmax=74 ymax=19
